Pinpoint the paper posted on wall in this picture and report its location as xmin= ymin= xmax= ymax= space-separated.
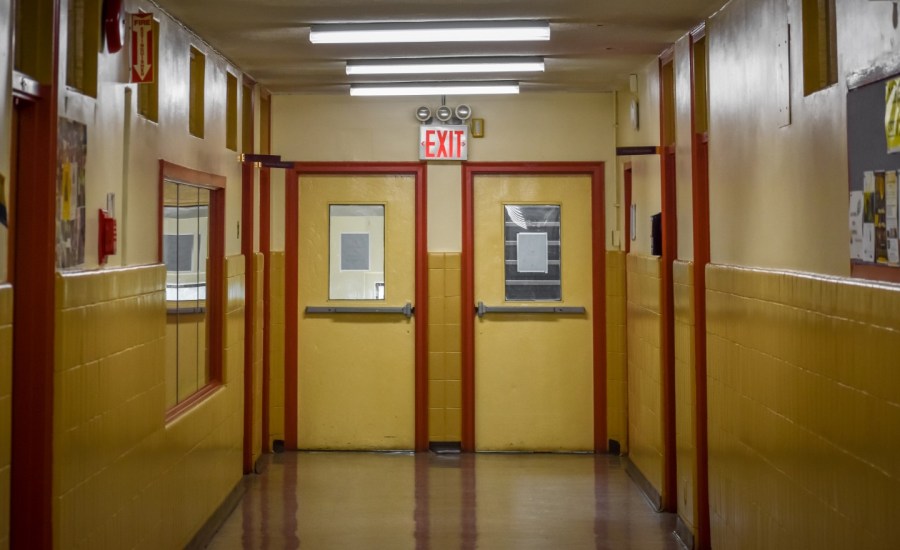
xmin=887 ymin=77 xmax=900 ymax=154
xmin=862 ymin=171 xmax=876 ymax=262
xmin=850 ymin=190 xmax=864 ymax=260
xmin=887 ymin=170 xmax=899 ymax=265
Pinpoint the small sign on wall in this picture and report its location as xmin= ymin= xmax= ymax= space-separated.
xmin=419 ymin=125 xmax=468 ymax=161
xmin=131 ymin=13 xmax=155 ymax=84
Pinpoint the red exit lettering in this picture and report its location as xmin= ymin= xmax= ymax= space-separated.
xmin=421 ymin=128 xmax=466 ymax=159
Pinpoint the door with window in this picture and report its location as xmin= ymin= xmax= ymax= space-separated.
xmin=293 ymin=166 xmax=425 ymax=450
xmin=463 ymin=165 xmax=605 ymax=452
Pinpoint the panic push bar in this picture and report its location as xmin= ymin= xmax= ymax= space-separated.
xmin=305 ymin=302 xmax=414 ymax=319
xmin=475 ymin=301 xmax=586 ymax=318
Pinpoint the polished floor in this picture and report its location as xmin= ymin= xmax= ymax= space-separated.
xmin=207 ymin=452 xmax=683 ymax=549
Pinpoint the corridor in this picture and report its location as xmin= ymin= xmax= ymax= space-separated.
xmin=207 ymin=453 xmax=681 ymax=549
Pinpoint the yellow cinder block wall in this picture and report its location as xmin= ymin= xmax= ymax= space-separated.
xmin=268 ymin=252 xmax=286 ymax=447
xmin=428 ymin=252 xmax=462 ymax=442
xmin=52 ymin=260 xmax=244 ymax=549
xmin=0 ymin=285 xmax=12 ymax=549
xmin=673 ymin=261 xmax=696 ymax=533
xmin=626 ymin=254 xmax=664 ymax=496
xmin=606 ymin=251 xmax=628 ymax=451
xmin=707 ymin=265 xmax=900 ymax=549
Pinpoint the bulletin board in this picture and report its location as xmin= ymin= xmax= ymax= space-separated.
xmin=847 ymin=72 xmax=900 ymax=282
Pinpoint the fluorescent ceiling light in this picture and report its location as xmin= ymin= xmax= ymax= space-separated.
xmin=310 ymin=21 xmax=550 ymax=44
xmin=346 ymin=57 xmax=545 ymax=76
xmin=350 ymin=82 xmax=520 ymax=97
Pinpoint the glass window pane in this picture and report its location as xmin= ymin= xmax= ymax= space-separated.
xmin=504 ymin=204 xmax=561 ymax=301
xmin=329 ymin=204 xmax=385 ymax=300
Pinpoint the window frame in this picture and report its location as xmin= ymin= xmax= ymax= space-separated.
xmin=159 ymin=160 xmax=226 ymax=422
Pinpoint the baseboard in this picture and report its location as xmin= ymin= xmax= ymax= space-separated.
xmin=185 ymin=476 xmax=247 ymax=549
xmin=624 ymin=457 xmax=663 ymax=512
xmin=675 ymin=515 xmax=696 ymax=549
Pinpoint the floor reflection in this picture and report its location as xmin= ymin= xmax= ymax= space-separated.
xmin=207 ymin=452 xmax=681 ymax=549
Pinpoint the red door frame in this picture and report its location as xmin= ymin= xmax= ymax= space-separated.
xmin=283 ymin=163 xmax=429 ymax=451
xmin=624 ymin=163 xmax=633 ymax=254
xmin=659 ymin=50 xmax=678 ymax=512
xmin=11 ymin=86 xmax=58 ymax=550
xmin=690 ymin=24 xmax=712 ymax=549
xmin=241 ymin=160 xmax=256 ymax=473
xmin=260 ymin=166 xmax=271 ymax=454
xmin=460 ymin=162 xmax=607 ymax=453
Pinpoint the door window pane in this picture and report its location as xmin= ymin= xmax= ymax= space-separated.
xmin=329 ymin=204 xmax=385 ymax=300
xmin=504 ymin=204 xmax=561 ymax=301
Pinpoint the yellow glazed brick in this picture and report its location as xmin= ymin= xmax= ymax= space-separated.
xmin=428 ymin=253 xmax=445 ymax=270
xmin=444 ymin=296 xmax=462 ymax=325
xmin=428 ymin=270 xmax=445 ymax=298
xmin=445 ymin=408 xmax=462 ymax=441
xmin=444 ymin=253 xmax=461 ymax=269
xmin=445 ymin=353 xmax=462 ymax=381
xmin=428 ymin=325 xmax=446 ymax=353
xmin=444 ymin=324 xmax=461 ymax=353
xmin=428 ymin=296 xmax=445 ymax=325
xmin=429 ymin=409 xmax=446 ymax=441
xmin=428 ymin=352 xmax=446 ymax=381
xmin=444 ymin=269 xmax=461 ymax=298
xmin=429 ymin=380 xmax=446 ymax=409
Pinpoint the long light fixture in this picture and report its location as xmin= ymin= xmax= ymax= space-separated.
xmin=350 ymin=82 xmax=520 ymax=97
xmin=346 ymin=57 xmax=545 ymax=76
xmin=310 ymin=21 xmax=550 ymax=44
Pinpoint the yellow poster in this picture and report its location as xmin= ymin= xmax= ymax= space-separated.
xmin=887 ymin=77 xmax=900 ymax=154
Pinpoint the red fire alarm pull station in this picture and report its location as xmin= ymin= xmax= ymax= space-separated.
xmin=99 ymin=209 xmax=117 ymax=264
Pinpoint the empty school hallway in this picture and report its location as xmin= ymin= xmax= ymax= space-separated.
xmin=2 ymin=0 xmax=900 ymax=549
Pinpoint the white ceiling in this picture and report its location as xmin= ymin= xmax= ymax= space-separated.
xmin=149 ymin=0 xmax=724 ymax=94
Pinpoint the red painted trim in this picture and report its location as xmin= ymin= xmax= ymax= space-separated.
xmin=415 ymin=166 xmax=430 ymax=452
xmin=260 ymin=167 xmax=271 ymax=453
xmin=241 ymin=161 xmax=255 ymax=474
xmin=165 ymin=382 xmax=224 ymax=423
xmin=690 ymin=33 xmax=712 ymax=549
xmin=159 ymin=161 xmax=227 ymax=422
xmin=11 ymin=85 xmax=57 ymax=550
xmin=284 ymin=169 xmax=299 ymax=449
xmin=851 ymin=263 xmax=900 ymax=283
xmin=659 ymin=55 xmax=678 ymax=512
xmin=624 ymin=164 xmax=633 ymax=254
xmin=460 ymin=162 xmax=607 ymax=453
xmin=591 ymin=167 xmax=608 ymax=452
xmin=287 ymin=162 xmax=429 ymax=450
xmin=461 ymin=165 xmax=476 ymax=452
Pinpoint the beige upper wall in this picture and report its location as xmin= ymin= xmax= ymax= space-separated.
xmin=49 ymin=0 xmax=253 ymax=269
xmin=271 ymin=92 xmax=618 ymax=251
xmin=707 ymin=0 xmax=899 ymax=275
xmin=617 ymin=59 xmax=663 ymax=256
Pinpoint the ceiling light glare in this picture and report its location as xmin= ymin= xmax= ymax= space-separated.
xmin=350 ymin=82 xmax=520 ymax=97
xmin=346 ymin=57 xmax=545 ymax=76
xmin=311 ymin=21 xmax=550 ymax=44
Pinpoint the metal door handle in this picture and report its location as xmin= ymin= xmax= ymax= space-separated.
xmin=475 ymin=301 xmax=585 ymax=318
xmin=305 ymin=302 xmax=414 ymax=319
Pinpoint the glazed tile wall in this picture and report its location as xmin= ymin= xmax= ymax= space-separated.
xmin=625 ymin=254 xmax=664 ymax=494
xmin=606 ymin=251 xmax=628 ymax=451
xmin=53 ymin=260 xmax=244 ymax=549
xmin=707 ymin=264 xmax=900 ymax=549
xmin=673 ymin=261 xmax=696 ymax=534
xmin=0 ymin=285 xmax=11 ymax=549
xmin=253 ymin=253 xmax=264 ymax=463
xmin=428 ymin=253 xmax=462 ymax=442
xmin=268 ymin=252 xmax=285 ymax=448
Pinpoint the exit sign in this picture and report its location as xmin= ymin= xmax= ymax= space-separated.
xmin=419 ymin=125 xmax=468 ymax=161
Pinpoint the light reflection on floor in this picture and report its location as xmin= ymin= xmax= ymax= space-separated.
xmin=207 ymin=452 xmax=682 ymax=549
